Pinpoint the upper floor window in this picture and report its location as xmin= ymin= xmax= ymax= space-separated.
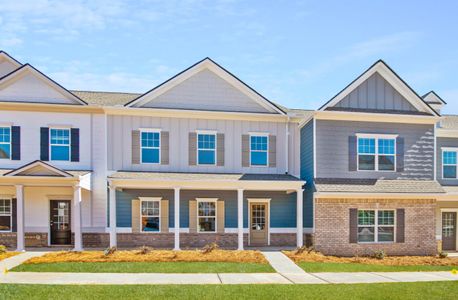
xmin=141 ymin=199 xmax=160 ymax=232
xmin=197 ymin=199 xmax=216 ymax=232
xmin=250 ymin=135 xmax=268 ymax=166
xmin=0 ymin=127 xmax=11 ymax=159
xmin=0 ymin=198 xmax=12 ymax=232
xmin=357 ymin=134 xmax=396 ymax=171
xmin=443 ymin=149 xmax=457 ymax=179
xmin=358 ymin=209 xmax=395 ymax=243
xmin=197 ymin=133 xmax=216 ymax=165
xmin=50 ymin=128 xmax=70 ymax=161
xmin=141 ymin=131 xmax=160 ymax=164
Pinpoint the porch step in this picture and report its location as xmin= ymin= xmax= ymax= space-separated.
xmin=262 ymin=251 xmax=306 ymax=274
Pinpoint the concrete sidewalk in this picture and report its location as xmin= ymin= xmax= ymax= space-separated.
xmin=1 ymin=251 xmax=49 ymax=271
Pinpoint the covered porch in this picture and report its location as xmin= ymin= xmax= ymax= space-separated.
xmin=0 ymin=161 xmax=91 ymax=251
xmin=107 ymin=172 xmax=306 ymax=250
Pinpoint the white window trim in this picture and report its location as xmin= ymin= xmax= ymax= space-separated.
xmin=0 ymin=197 xmax=12 ymax=233
xmin=441 ymin=148 xmax=458 ymax=180
xmin=139 ymin=197 xmax=162 ymax=233
xmin=0 ymin=126 xmax=12 ymax=161
xmin=140 ymin=129 xmax=161 ymax=165
xmin=196 ymin=198 xmax=218 ymax=233
xmin=357 ymin=209 xmax=396 ymax=244
xmin=49 ymin=127 xmax=71 ymax=162
xmin=196 ymin=131 xmax=217 ymax=166
xmin=249 ymin=133 xmax=269 ymax=167
xmin=356 ymin=133 xmax=397 ymax=172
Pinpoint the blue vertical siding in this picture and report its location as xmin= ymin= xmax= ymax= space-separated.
xmin=300 ymin=119 xmax=314 ymax=228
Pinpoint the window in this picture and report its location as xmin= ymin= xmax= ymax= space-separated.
xmin=50 ymin=128 xmax=70 ymax=161
xmin=357 ymin=135 xmax=396 ymax=171
xmin=357 ymin=210 xmax=395 ymax=243
xmin=443 ymin=150 xmax=457 ymax=179
xmin=0 ymin=127 xmax=11 ymax=159
xmin=197 ymin=200 xmax=216 ymax=232
xmin=141 ymin=131 xmax=160 ymax=163
xmin=141 ymin=200 xmax=160 ymax=232
xmin=0 ymin=199 xmax=12 ymax=232
xmin=197 ymin=133 xmax=216 ymax=165
xmin=250 ymin=135 xmax=268 ymax=166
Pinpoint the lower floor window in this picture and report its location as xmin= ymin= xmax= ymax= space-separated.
xmin=0 ymin=199 xmax=11 ymax=232
xmin=357 ymin=210 xmax=395 ymax=243
xmin=141 ymin=200 xmax=160 ymax=232
xmin=198 ymin=201 xmax=216 ymax=232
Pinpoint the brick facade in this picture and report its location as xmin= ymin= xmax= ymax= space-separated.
xmin=0 ymin=233 xmax=48 ymax=249
xmin=314 ymin=198 xmax=437 ymax=256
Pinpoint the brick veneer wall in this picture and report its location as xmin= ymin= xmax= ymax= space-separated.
xmin=0 ymin=233 xmax=48 ymax=249
xmin=314 ymin=198 xmax=437 ymax=256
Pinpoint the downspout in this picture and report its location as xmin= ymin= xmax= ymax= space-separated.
xmin=285 ymin=116 xmax=290 ymax=174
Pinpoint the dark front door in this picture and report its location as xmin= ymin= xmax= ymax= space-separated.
xmin=50 ymin=200 xmax=71 ymax=245
xmin=442 ymin=212 xmax=457 ymax=251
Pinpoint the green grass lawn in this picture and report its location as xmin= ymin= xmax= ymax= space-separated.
xmin=12 ymin=261 xmax=274 ymax=273
xmin=1 ymin=282 xmax=457 ymax=300
xmin=298 ymin=262 xmax=458 ymax=273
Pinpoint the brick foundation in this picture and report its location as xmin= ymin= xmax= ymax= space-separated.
xmin=0 ymin=232 xmax=48 ymax=249
xmin=314 ymin=198 xmax=437 ymax=256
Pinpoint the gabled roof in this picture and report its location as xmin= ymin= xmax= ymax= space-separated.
xmin=0 ymin=63 xmax=87 ymax=105
xmin=422 ymin=90 xmax=447 ymax=105
xmin=4 ymin=160 xmax=74 ymax=177
xmin=319 ymin=60 xmax=439 ymax=116
xmin=125 ymin=57 xmax=285 ymax=114
xmin=0 ymin=51 xmax=22 ymax=68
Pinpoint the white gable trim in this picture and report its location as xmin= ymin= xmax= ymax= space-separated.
xmin=423 ymin=91 xmax=447 ymax=105
xmin=5 ymin=161 xmax=73 ymax=177
xmin=0 ymin=64 xmax=87 ymax=105
xmin=319 ymin=60 xmax=438 ymax=116
xmin=0 ymin=51 xmax=22 ymax=69
xmin=125 ymin=58 xmax=284 ymax=115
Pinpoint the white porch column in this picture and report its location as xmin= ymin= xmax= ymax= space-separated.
xmin=109 ymin=185 xmax=117 ymax=248
xmin=237 ymin=188 xmax=244 ymax=250
xmin=174 ymin=187 xmax=180 ymax=250
xmin=15 ymin=185 xmax=25 ymax=251
xmin=73 ymin=184 xmax=83 ymax=251
xmin=296 ymin=188 xmax=304 ymax=248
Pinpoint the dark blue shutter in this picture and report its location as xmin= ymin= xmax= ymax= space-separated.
xmin=12 ymin=198 xmax=17 ymax=232
xmin=11 ymin=126 xmax=20 ymax=160
xmin=348 ymin=136 xmax=357 ymax=171
xmin=71 ymin=128 xmax=80 ymax=162
xmin=396 ymin=137 xmax=404 ymax=172
xmin=40 ymin=127 xmax=49 ymax=161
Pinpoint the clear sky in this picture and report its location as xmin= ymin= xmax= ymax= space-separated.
xmin=0 ymin=0 xmax=457 ymax=113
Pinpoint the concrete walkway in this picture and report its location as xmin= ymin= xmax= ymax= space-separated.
xmin=1 ymin=251 xmax=49 ymax=271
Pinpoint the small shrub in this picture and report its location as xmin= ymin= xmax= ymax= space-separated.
xmin=294 ymin=245 xmax=315 ymax=255
xmin=103 ymin=246 xmax=117 ymax=256
xmin=137 ymin=246 xmax=152 ymax=255
xmin=439 ymin=251 xmax=448 ymax=259
xmin=373 ymin=250 xmax=386 ymax=260
xmin=201 ymin=242 xmax=219 ymax=254
xmin=0 ymin=245 xmax=6 ymax=254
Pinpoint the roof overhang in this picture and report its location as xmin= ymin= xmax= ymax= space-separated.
xmin=314 ymin=192 xmax=443 ymax=199
xmin=436 ymin=128 xmax=458 ymax=138
xmin=314 ymin=110 xmax=439 ymax=124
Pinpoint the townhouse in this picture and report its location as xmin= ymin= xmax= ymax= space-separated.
xmin=0 ymin=51 xmax=456 ymax=256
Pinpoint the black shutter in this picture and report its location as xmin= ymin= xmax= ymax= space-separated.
xmin=11 ymin=126 xmax=20 ymax=160
xmin=348 ymin=136 xmax=357 ymax=171
xmin=71 ymin=128 xmax=80 ymax=162
xmin=349 ymin=208 xmax=358 ymax=243
xmin=40 ymin=127 xmax=49 ymax=161
xmin=396 ymin=209 xmax=405 ymax=243
xmin=12 ymin=198 xmax=17 ymax=232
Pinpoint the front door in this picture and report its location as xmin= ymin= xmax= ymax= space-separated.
xmin=250 ymin=203 xmax=268 ymax=246
xmin=50 ymin=200 xmax=71 ymax=245
xmin=442 ymin=212 xmax=457 ymax=251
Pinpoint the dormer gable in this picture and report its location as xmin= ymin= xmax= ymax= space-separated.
xmin=0 ymin=51 xmax=22 ymax=78
xmin=0 ymin=64 xmax=87 ymax=105
xmin=422 ymin=91 xmax=446 ymax=114
xmin=126 ymin=58 xmax=284 ymax=114
xmin=319 ymin=60 xmax=439 ymax=116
